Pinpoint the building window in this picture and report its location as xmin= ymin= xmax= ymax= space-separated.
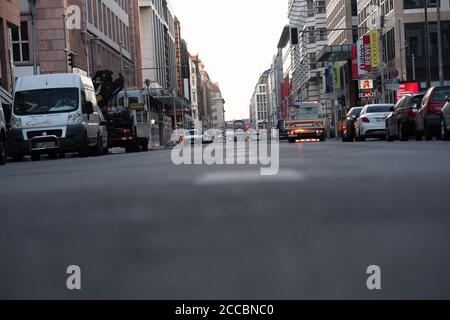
xmin=11 ymin=21 xmax=30 ymax=63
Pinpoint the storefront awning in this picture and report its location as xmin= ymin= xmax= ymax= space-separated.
xmin=317 ymin=45 xmax=353 ymax=63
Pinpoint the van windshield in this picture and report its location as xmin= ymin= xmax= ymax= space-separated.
xmin=14 ymin=88 xmax=79 ymax=115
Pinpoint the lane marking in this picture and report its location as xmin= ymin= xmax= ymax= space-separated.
xmin=196 ymin=170 xmax=306 ymax=186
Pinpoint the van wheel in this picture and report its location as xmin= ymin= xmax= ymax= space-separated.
xmin=0 ymin=136 xmax=6 ymax=165
xmin=141 ymin=140 xmax=149 ymax=152
xmin=91 ymin=135 xmax=103 ymax=156
xmin=31 ymin=152 xmax=40 ymax=161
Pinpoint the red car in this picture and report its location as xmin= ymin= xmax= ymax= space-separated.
xmin=416 ymin=86 xmax=450 ymax=140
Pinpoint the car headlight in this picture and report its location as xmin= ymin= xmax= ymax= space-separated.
xmin=10 ymin=115 xmax=22 ymax=129
xmin=67 ymin=111 xmax=82 ymax=125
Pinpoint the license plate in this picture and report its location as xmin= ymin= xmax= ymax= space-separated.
xmin=377 ymin=118 xmax=385 ymax=122
xmin=35 ymin=141 xmax=56 ymax=149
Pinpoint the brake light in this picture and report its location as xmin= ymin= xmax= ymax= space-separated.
xmin=361 ymin=117 xmax=370 ymax=123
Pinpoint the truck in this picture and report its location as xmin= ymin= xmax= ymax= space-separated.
xmin=286 ymin=102 xmax=327 ymax=143
xmin=107 ymin=88 xmax=152 ymax=153
xmin=92 ymin=71 xmax=152 ymax=153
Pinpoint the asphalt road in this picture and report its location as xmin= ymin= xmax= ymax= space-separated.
xmin=1 ymin=139 xmax=450 ymax=299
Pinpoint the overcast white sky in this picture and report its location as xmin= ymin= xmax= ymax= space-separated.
xmin=170 ymin=0 xmax=288 ymax=121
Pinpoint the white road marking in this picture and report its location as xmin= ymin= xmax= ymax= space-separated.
xmin=196 ymin=169 xmax=306 ymax=186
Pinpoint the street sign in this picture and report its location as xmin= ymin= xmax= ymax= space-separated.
xmin=390 ymin=69 xmax=399 ymax=79
xmin=359 ymin=79 xmax=374 ymax=90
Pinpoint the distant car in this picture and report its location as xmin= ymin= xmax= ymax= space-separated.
xmin=441 ymin=97 xmax=450 ymax=141
xmin=354 ymin=104 xmax=395 ymax=141
xmin=184 ymin=129 xmax=203 ymax=144
xmin=386 ymin=93 xmax=424 ymax=142
xmin=416 ymin=86 xmax=450 ymax=140
xmin=0 ymin=100 xmax=7 ymax=165
xmin=184 ymin=129 xmax=213 ymax=144
xmin=342 ymin=107 xmax=363 ymax=142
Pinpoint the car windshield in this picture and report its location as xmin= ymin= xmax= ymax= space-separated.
xmin=348 ymin=108 xmax=363 ymax=116
xmin=14 ymin=88 xmax=79 ymax=115
xmin=293 ymin=106 xmax=320 ymax=119
xmin=411 ymin=95 xmax=424 ymax=108
xmin=365 ymin=105 xmax=393 ymax=113
xmin=432 ymin=87 xmax=450 ymax=101
xmin=187 ymin=130 xmax=199 ymax=136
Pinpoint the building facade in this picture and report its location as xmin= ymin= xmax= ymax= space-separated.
xmin=13 ymin=0 xmax=141 ymax=86
xmin=210 ymin=83 xmax=225 ymax=130
xmin=251 ymin=70 xmax=271 ymax=129
xmin=0 ymin=0 xmax=20 ymax=108
xmin=288 ymin=0 xmax=327 ymax=104
xmin=139 ymin=0 xmax=176 ymax=90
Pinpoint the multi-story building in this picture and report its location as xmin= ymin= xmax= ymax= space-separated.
xmin=139 ymin=0 xmax=177 ymax=90
xmin=13 ymin=0 xmax=142 ymax=86
xmin=0 ymin=0 xmax=20 ymax=109
xmin=288 ymin=0 xmax=327 ymax=103
xmin=357 ymin=1 xmax=450 ymax=100
xmin=210 ymin=83 xmax=225 ymax=130
xmin=189 ymin=54 xmax=200 ymax=128
xmin=250 ymin=70 xmax=271 ymax=129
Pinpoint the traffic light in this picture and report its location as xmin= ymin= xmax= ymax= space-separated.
xmin=67 ymin=52 xmax=76 ymax=68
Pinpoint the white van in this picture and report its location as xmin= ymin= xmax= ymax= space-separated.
xmin=0 ymin=100 xmax=6 ymax=165
xmin=8 ymin=73 xmax=108 ymax=161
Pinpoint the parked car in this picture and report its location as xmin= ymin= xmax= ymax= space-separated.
xmin=342 ymin=107 xmax=363 ymax=142
xmin=441 ymin=97 xmax=450 ymax=141
xmin=0 ymin=100 xmax=6 ymax=165
xmin=386 ymin=93 xmax=424 ymax=142
xmin=416 ymin=86 xmax=450 ymax=140
xmin=354 ymin=104 xmax=395 ymax=141
xmin=8 ymin=73 xmax=108 ymax=161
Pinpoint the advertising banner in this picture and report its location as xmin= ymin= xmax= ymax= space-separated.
xmin=357 ymin=39 xmax=367 ymax=77
xmin=363 ymin=35 xmax=372 ymax=72
xmin=352 ymin=44 xmax=359 ymax=79
xmin=370 ymin=29 xmax=380 ymax=69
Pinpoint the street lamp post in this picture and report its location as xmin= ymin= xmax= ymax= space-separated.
xmin=424 ymin=0 xmax=432 ymax=88
xmin=28 ymin=0 xmax=39 ymax=75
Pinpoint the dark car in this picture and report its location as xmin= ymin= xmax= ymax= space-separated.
xmin=416 ymin=86 xmax=450 ymax=140
xmin=441 ymin=97 xmax=450 ymax=141
xmin=386 ymin=93 xmax=424 ymax=141
xmin=341 ymin=107 xmax=363 ymax=142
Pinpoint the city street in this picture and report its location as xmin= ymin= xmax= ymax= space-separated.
xmin=1 ymin=140 xmax=450 ymax=299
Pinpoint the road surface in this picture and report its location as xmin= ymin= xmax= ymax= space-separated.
xmin=1 ymin=140 xmax=450 ymax=299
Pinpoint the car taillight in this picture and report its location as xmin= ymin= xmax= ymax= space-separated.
xmin=361 ymin=117 xmax=370 ymax=123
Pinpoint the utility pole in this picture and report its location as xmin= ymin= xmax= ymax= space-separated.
xmin=379 ymin=15 xmax=386 ymax=103
xmin=28 ymin=0 xmax=39 ymax=75
xmin=424 ymin=0 xmax=432 ymax=88
xmin=398 ymin=19 xmax=404 ymax=82
xmin=437 ymin=0 xmax=444 ymax=86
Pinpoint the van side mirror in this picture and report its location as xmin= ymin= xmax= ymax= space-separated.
xmin=446 ymin=96 xmax=450 ymax=102
xmin=390 ymin=106 xmax=394 ymax=112
xmin=84 ymin=102 xmax=94 ymax=115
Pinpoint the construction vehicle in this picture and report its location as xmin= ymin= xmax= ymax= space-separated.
xmin=92 ymin=70 xmax=152 ymax=153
